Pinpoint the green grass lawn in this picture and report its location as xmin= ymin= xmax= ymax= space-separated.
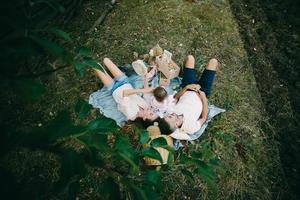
xmin=1 ymin=0 xmax=285 ymax=199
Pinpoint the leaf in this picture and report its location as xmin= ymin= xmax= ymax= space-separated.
xmin=75 ymin=98 xmax=92 ymax=119
xmin=145 ymin=170 xmax=161 ymax=186
xmin=114 ymin=134 xmax=139 ymax=171
xmin=48 ymin=27 xmax=71 ymax=41
xmin=77 ymin=46 xmax=91 ymax=57
xmin=68 ymin=181 xmax=80 ymax=200
xmin=191 ymin=151 xmax=202 ymax=159
xmin=118 ymin=152 xmax=139 ymax=173
xmin=143 ymin=186 xmax=159 ymax=200
xmin=33 ymin=0 xmax=65 ymax=13
xmin=209 ymin=158 xmax=220 ymax=166
xmin=142 ymin=147 xmax=163 ymax=164
xmin=73 ymin=62 xmax=85 ymax=77
xmin=150 ymin=137 xmax=167 ymax=147
xmin=46 ymin=112 xmax=86 ymax=142
xmin=181 ymin=169 xmax=194 ymax=180
xmin=202 ymin=147 xmax=214 ymax=160
xmin=129 ymin=184 xmax=148 ymax=200
xmin=18 ymin=111 xmax=86 ymax=146
xmin=195 ymin=165 xmax=217 ymax=193
xmin=77 ymin=132 xmax=108 ymax=150
xmin=14 ymin=79 xmax=45 ymax=102
xmin=195 ymin=164 xmax=216 ymax=181
xmin=87 ymin=118 xmax=118 ymax=132
xmin=30 ymin=35 xmax=65 ymax=56
xmin=100 ymin=177 xmax=121 ymax=200
xmin=179 ymin=153 xmax=190 ymax=164
xmin=167 ymin=152 xmax=174 ymax=167
xmin=139 ymin=130 xmax=149 ymax=145
xmin=55 ymin=150 xmax=87 ymax=191
xmin=82 ymin=58 xmax=100 ymax=68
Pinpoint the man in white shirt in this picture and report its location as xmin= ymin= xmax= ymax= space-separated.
xmin=163 ymin=55 xmax=219 ymax=137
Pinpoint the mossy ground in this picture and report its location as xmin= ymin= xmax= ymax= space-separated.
xmin=1 ymin=0 xmax=288 ymax=199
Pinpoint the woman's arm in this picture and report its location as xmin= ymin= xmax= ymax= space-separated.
xmin=123 ymin=87 xmax=153 ymax=97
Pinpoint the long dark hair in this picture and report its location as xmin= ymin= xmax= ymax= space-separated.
xmin=132 ymin=117 xmax=173 ymax=135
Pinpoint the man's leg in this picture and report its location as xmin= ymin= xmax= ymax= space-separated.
xmin=198 ymin=58 xmax=218 ymax=96
xmin=181 ymin=55 xmax=198 ymax=87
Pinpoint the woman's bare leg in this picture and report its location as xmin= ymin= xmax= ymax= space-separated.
xmin=94 ymin=68 xmax=114 ymax=87
xmin=103 ymin=57 xmax=124 ymax=79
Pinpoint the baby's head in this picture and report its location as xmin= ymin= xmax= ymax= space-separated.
xmin=153 ymin=86 xmax=168 ymax=103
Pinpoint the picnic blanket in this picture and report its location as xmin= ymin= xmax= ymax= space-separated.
xmin=89 ymin=64 xmax=225 ymax=143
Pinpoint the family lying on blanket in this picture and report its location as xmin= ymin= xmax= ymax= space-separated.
xmin=91 ymin=47 xmax=221 ymax=141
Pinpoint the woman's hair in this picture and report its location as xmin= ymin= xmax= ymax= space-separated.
xmin=132 ymin=117 xmax=173 ymax=135
xmin=153 ymin=86 xmax=168 ymax=102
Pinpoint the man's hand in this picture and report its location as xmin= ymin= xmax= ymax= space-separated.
xmin=185 ymin=84 xmax=201 ymax=91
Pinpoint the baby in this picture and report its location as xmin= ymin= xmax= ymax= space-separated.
xmin=144 ymin=86 xmax=176 ymax=118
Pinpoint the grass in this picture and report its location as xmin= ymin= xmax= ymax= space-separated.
xmin=0 ymin=0 xmax=286 ymax=199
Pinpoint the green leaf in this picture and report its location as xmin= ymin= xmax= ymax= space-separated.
xmin=145 ymin=170 xmax=161 ymax=186
xmin=82 ymin=58 xmax=100 ymax=68
xmin=142 ymin=147 xmax=163 ymax=163
xmin=194 ymin=165 xmax=217 ymax=193
xmin=191 ymin=152 xmax=202 ymax=159
xmin=77 ymin=132 xmax=108 ymax=150
xmin=114 ymin=134 xmax=139 ymax=171
xmin=68 ymin=181 xmax=80 ymax=200
xmin=34 ymin=0 xmax=65 ymax=13
xmin=101 ymin=177 xmax=120 ymax=200
xmin=14 ymin=79 xmax=45 ymax=102
xmin=139 ymin=130 xmax=149 ymax=144
xmin=167 ymin=152 xmax=174 ymax=167
xmin=18 ymin=111 xmax=86 ymax=146
xmin=46 ymin=112 xmax=86 ymax=142
xmin=75 ymin=98 xmax=92 ymax=119
xmin=181 ymin=169 xmax=194 ymax=180
xmin=48 ymin=27 xmax=72 ymax=41
xmin=87 ymin=118 xmax=118 ymax=132
xmin=202 ymin=147 xmax=214 ymax=160
xmin=150 ymin=137 xmax=168 ymax=147
xmin=118 ymin=152 xmax=139 ymax=173
xmin=129 ymin=184 xmax=148 ymax=200
xmin=179 ymin=153 xmax=190 ymax=164
xmin=209 ymin=158 xmax=220 ymax=166
xmin=30 ymin=35 xmax=65 ymax=56
xmin=73 ymin=62 xmax=85 ymax=77
xmin=56 ymin=150 xmax=87 ymax=190
xmin=195 ymin=164 xmax=216 ymax=181
xmin=77 ymin=46 xmax=91 ymax=57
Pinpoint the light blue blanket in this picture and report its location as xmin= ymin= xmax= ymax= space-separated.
xmin=89 ymin=64 xmax=225 ymax=143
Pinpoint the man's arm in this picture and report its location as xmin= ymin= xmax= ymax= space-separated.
xmin=174 ymin=86 xmax=188 ymax=101
xmin=174 ymin=84 xmax=201 ymax=101
xmin=198 ymin=91 xmax=208 ymax=122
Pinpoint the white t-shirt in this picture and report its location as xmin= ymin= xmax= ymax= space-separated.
xmin=144 ymin=94 xmax=176 ymax=117
xmin=171 ymin=91 xmax=203 ymax=134
xmin=112 ymin=83 xmax=148 ymax=120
